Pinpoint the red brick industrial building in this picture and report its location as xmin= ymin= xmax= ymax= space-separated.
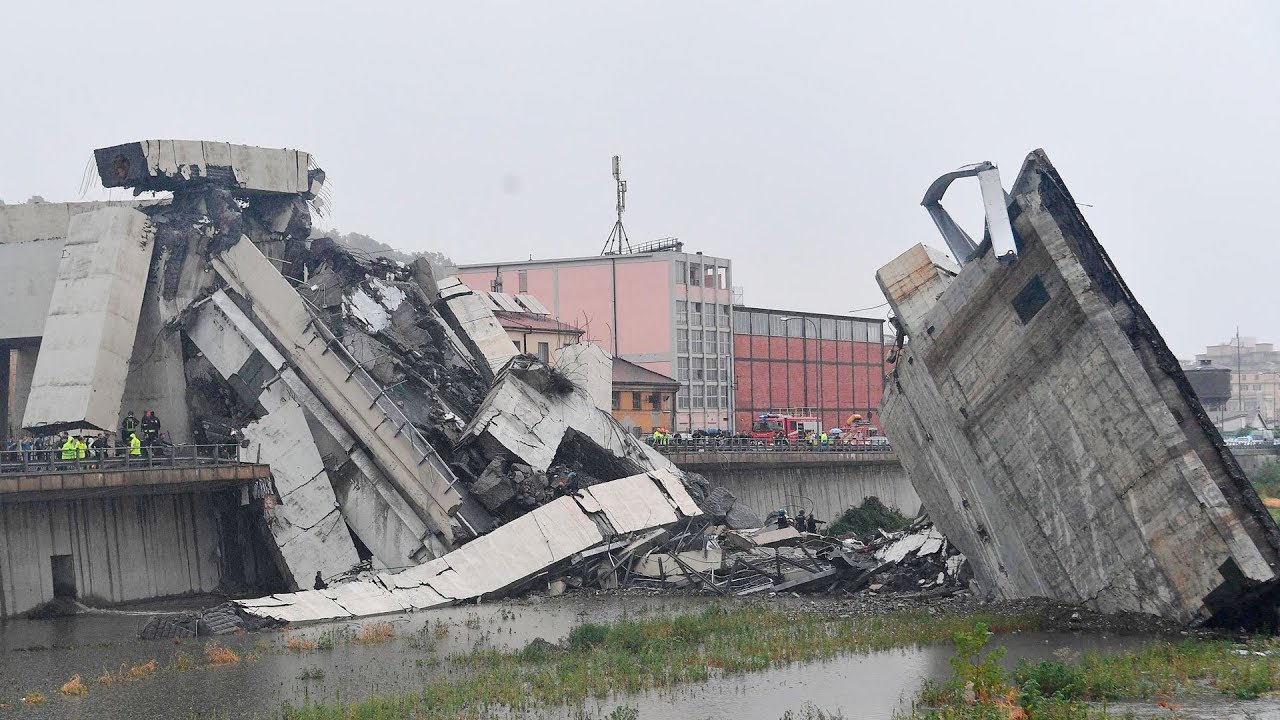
xmin=731 ymin=306 xmax=889 ymax=433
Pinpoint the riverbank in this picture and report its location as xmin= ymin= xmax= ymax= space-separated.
xmin=0 ymin=593 xmax=1239 ymax=719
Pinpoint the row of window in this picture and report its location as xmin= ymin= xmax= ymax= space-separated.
xmin=675 ymin=300 xmax=731 ymax=328
xmin=676 ymin=356 xmax=730 ymax=383
xmin=733 ymin=311 xmax=883 ymax=343
xmin=676 ymin=385 xmax=731 ymax=410
xmin=611 ymin=390 xmax=666 ymax=411
xmin=676 ymin=329 xmax=732 ymax=355
xmin=674 ymin=260 xmax=729 ymax=289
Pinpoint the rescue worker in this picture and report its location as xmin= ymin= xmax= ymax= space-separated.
xmin=60 ymin=435 xmax=77 ymax=463
xmin=75 ymin=435 xmax=88 ymax=461
xmin=795 ymin=509 xmax=807 ymax=532
xmin=819 ymin=431 xmax=829 ymax=446
xmin=141 ymin=410 xmax=161 ymax=443
xmin=805 ymin=514 xmax=820 ymax=534
xmin=774 ymin=509 xmax=790 ymax=530
xmin=313 ymin=571 xmax=328 ymax=590
xmin=121 ymin=411 xmax=139 ymax=448
xmin=652 ymin=428 xmax=663 ymax=446
xmin=128 ymin=432 xmax=142 ymax=459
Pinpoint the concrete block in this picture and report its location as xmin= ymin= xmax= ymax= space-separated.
xmin=437 ymin=276 xmax=519 ymax=373
xmin=553 ymin=342 xmax=613 ymax=412
xmin=22 ymin=207 xmax=154 ymax=432
xmin=879 ymin=149 xmax=1280 ymax=624
xmin=95 ymin=140 xmax=319 ymax=195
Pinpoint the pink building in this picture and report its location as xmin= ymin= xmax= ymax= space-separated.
xmin=454 ymin=249 xmax=734 ymax=433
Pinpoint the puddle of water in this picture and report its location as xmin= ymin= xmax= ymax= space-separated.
xmin=0 ymin=597 xmax=1152 ymax=720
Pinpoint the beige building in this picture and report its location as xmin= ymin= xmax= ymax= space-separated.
xmin=464 ymin=289 xmax=585 ymax=362
xmin=1196 ymin=336 xmax=1279 ymax=424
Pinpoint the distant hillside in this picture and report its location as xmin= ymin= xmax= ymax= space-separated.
xmin=315 ymin=229 xmax=455 ymax=277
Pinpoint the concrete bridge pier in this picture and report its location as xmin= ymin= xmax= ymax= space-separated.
xmin=665 ymin=450 xmax=919 ymax=524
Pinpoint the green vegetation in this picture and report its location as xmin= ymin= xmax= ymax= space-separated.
xmin=901 ymin=622 xmax=1280 ymax=719
xmin=826 ymin=496 xmax=912 ymax=539
xmin=281 ymin=605 xmax=1047 ymax=720
xmin=1252 ymin=461 xmax=1280 ymax=499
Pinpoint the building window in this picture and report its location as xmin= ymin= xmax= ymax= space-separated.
xmin=719 ymin=361 xmax=729 ymax=383
xmin=707 ymin=391 xmax=719 ymax=409
xmin=721 ymin=386 xmax=729 ymax=408
xmin=690 ymin=329 xmax=703 ymax=354
xmin=769 ymin=314 xmax=786 ymax=337
xmin=734 ymin=312 xmax=750 ymax=334
xmin=631 ymin=391 xmax=642 ymax=409
xmin=837 ymin=320 xmax=852 ymax=341
xmin=692 ymin=385 xmax=704 ymax=409
xmin=689 ymin=263 xmax=701 ymax=286
xmin=675 ymin=261 xmax=686 ymax=285
xmin=868 ymin=323 xmax=882 ymax=343
xmin=704 ymin=265 xmax=716 ymax=288
xmin=719 ymin=304 xmax=730 ymax=322
xmin=649 ymin=392 xmax=663 ymax=410
xmin=677 ymin=388 xmax=689 ymax=409
xmin=676 ymin=300 xmax=687 ymax=327
xmin=821 ymin=317 xmax=837 ymax=339
xmin=750 ymin=312 xmax=768 ymax=335
xmin=716 ymin=267 xmax=728 ymax=289
xmin=611 ymin=391 xmax=621 ymax=410
xmin=513 ymin=340 xmax=522 ymax=351
xmin=690 ymin=302 xmax=702 ymax=326
xmin=852 ymin=322 xmax=869 ymax=342
xmin=537 ymin=342 xmax=550 ymax=363
xmin=677 ymin=329 xmax=688 ymax=354
xmin=719 ymin=330 xmax=730 ymax=355
xmin=518 ymin=270 xmax=528 ymax=293
xmin=692 ymin=357 xmax=705 ymax=381
xmin=677 ymin=357 xmax=689 ymax=381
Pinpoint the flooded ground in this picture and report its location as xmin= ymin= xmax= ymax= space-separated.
xmin=0 ymin=596 xmax=1153 ymax=719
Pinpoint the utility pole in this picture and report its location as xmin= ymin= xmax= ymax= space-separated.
xmin=1237 ymin=327 xmax=1243 ymax=413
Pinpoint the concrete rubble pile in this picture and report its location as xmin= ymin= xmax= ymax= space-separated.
xmin=877 ymin=150 xmax=1280 ymax=626
xmin=4 ymin=139 xmax=722 ymax=619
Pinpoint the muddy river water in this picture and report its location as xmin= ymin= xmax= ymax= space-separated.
xmin=0 ymin=597 xmax=1154 ymax=719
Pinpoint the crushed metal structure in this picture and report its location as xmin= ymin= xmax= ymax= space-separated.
xmin=0 ymin=139 xmax=724 ymax=618
xmin=878 ymin=150 xmax=1280 ymax=625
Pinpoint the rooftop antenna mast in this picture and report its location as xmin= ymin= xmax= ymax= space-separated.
xmin=601 ymin=155 xmax=632 ymax=255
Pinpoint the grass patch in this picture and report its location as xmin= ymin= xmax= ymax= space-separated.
xmin=299 ymin=666 xmax=326 ymax=681
xmin=281 ymin=605 xmax=1047 ymax=720
xmin=58 ymin=675 xmax=88 ymax=697
xmin=901 ymin=622 xmax=1280 ymax=718
xmin=286 ymin=636 xmax=318 ymax=652
xmin=203 ymin=641 xmax=241 ymax=665
xmin=124 ymin=659 xmax=157 ymax=681
xmin=20 ymin=692 xmax=44 ymax=705
xmin=354 ymin=621 xmax=395 ymax=645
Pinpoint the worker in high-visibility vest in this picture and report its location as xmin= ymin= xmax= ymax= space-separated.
xmin=75 ymin=436 xmax=88 ymax=460
xmin=128 ymin=432 xmax=142 ymax=457
xmin=60 ymin=435 xmax=77 ymax=460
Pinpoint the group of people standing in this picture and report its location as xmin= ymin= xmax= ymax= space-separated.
xmin=773 ymin=508 xmax=824 ymax=533
xmin=0 ymin=410 xmax=165 ymax=470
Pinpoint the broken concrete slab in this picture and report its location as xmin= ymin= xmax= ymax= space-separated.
xmin=95 ymin=140 xmax=321 ymax=196
xmin=241 ymin=397 xmax=361 ymax=589
xmin=185 ymin=290 xmax=439 ymax=569
xmin=22 ymin=206 xmax=154 ymax=432
xmin=212 ymin=237 xmax=463 ymax=556
xmin=553 ymin=342 xmax=613 ymax=413
xmin=236 ymin=471 xmax=704 ymax=623
xmin=436 ymin=276 xmax=519 ymax=373
xmin=879 ymin=149 xmax=1280 ymax=625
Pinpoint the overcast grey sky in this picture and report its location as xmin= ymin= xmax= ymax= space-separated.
xmin=2 ymin=2 xmax=1275 ymax=357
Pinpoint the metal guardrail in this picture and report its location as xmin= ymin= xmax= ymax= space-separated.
xmin=646 ymin=437 xmax=892 ymax=453
xmin=0 ymin=443 xmax=247 ymax=475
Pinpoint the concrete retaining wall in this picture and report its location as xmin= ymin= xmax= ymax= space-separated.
xmin=668 ymin=451 xmax=919 ymax=522
xmin=0 ymin=492 xmax=228 ymax=617
xmin=1234 ymin=446 xmax=1280 ymax=482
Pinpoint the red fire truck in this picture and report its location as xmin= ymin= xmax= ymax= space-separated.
xmin=747 ymin=411 xmax=820 ymax=443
